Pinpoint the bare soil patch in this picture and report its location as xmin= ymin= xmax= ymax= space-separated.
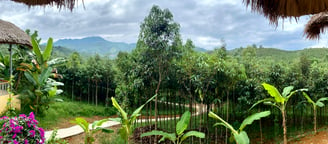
xmin=290 ymin=128 xmax=328 ymax=144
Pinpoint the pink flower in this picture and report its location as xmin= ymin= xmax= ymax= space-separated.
xmin=12 ymin=133 xmax=16 ymax=139
xmin=28 ymin=112 xmax=35 ymax=120
xmin=0 ymin=112 xmax=45 ymax=144
xmin=12 ymin=125 xmax=23 ymax=133
xmin=29 ymin=130 xmax=35 ymax=137
xmin=19 ymin=114 xmax=26 ymax=118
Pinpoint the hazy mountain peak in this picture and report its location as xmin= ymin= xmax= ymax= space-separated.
xmin=80 ymin=36 xmax=107 ymax=42
xmin=54 ymin=36 xmax=136 ymax=58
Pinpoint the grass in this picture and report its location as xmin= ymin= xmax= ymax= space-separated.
xmin=37 ymin=96 xmax=116 ymax=129
xmin=99 ymin=133 xmax=126 ymax=144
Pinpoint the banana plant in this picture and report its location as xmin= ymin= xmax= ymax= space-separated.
xmin=110 ymin=95 xmax=156 ymax=144
xmin=302 ymin=92 xmax=328 ymax=134
xmin=18 ymin=37 xmax=65 ymax=115
xmin=208 ymin=111 xmax=270 ymax=144
xmin=250 ymin=83 xmax=307 ymax=144
xmin=141 ymin=111 xmax=205 ymax=144
xmin=70 ymin=117 xmax=113 ymax=144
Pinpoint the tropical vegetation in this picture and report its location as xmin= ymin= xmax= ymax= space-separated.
xmin=2 ymin=4 xmax=328 ymax=144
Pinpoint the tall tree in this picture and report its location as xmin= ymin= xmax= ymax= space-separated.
xmin=85 ymin=54 xmax=103 ymax=106
xmin=136 ymin=5 xmax=180 ymax=131
xmin=299 ymin=53 xmax=311 ymax=78
xmin=66 ymin=52 xmax=82 ymax=101
xmin=102 ymin=58 xmax=116 ymax=107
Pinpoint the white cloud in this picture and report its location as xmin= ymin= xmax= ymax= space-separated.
xmin=189 ymin=36 xmax=223 ymax=50
xmin=308 ymin=34 xmax=328 ymax=48
xmin=195 ymin=0 xmax=238 ymax=6
xmin=275 ymin=17 xmax=309 ymax=33
xmin=1 ymin=0 xmax=326 ymax=50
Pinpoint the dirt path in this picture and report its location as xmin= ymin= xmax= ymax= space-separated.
xmin=289 ymin=128 xmax=328 ymax=144
xmin=45 ymin=102 xmax=206 ymax=141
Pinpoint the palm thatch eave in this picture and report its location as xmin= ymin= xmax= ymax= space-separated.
xmin=305 ymin=12 xmax=328 ymax=40
xmin=243 ymin=0 xmax=328 ymax=25
xmin=11 ymin=0 xmax=83 ymax=11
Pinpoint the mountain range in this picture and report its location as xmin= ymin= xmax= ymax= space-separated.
xmin=53 ymin=36 xmax=208 ymax=58
xmin=52 ymin=36 xmax=328 ymax=61
xmin=53 ymin=36 xmax=136 ymax=58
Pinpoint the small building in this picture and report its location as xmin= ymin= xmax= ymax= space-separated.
xmin=0 ymin=81 xmax=20 ymax=114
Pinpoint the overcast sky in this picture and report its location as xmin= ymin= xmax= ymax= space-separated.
xmin=1 ymin=0 xmax=328 ymax=50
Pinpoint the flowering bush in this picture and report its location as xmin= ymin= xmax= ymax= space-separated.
xmin=0 ymin=112 xmax=45 ymax=144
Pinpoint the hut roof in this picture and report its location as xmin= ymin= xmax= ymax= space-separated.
xmin=0 ymin=19 xmax=32 ymax=48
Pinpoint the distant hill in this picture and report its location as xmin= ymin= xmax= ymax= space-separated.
xmin=53 ymin=36 xmax=209 ymax=58
xmin=51 ymin=46 xmax=75 ymax=58
xmin=195 ymin=47 xmax=208 ymax=52
xmin=228 ymin=47 xmax=328 ymax=61
xmin=54 ymin=36 xmax=136 ymax=58
xmin=256 ymin=48 xmax=328 ymax=60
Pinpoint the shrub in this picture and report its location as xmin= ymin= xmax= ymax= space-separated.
xmin=0 ymin=112 xmax=45 ymax=144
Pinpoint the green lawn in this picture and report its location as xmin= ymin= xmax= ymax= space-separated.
xmin=37 ymin=96 xmax=116 ymax=129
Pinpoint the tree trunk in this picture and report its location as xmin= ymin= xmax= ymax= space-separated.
xmin=155 ymin=70 xmax=162 ymax=123
xmin=72 ymin=80 xmax=74 ymax=101
xmin=282 ymin=109 xmax=287 ymax=144
xmin=14 ymin=73 xmax=22 ymax=90
xmin=95 ymin=81 xmax=98 ymax=106
xmin=88 ymin=79 xmax=90 ymax=104
xmin=154 ymin=71 xmax=162 ymax=144
xmin=106 ymin=80 xmax=109 ymax=108
xmin=80 ymin=85 xmax=82 ymax=102
xmin=225 ymin=91 xmax=229 ymax=144
xmin=314 ymin=108 xmax=317 ymax=134
xmin=259 ymin=108 xmax=263 ymax=144
xmin=189 ymin=95 xmax=192 ymax=128
xmin=199 ymin=101 xmax=203 ymax=144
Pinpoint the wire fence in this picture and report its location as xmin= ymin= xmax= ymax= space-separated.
xmin=0 ymin=81 xmax=9 ymax=96
xmin=64 ymin=83 xmax=327 ymax=144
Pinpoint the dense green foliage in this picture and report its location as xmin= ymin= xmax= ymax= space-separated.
xmin=57 ymin=36 xmax=328 ymax=114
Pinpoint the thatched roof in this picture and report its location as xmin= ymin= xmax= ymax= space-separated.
xmin=243 ymin=0 xmax=328 ymax=25
xmin=11 ymin=0 xmax=82 ymax=11
xmin=304 ymin=12 xmax=328 ymax=40
xmin=0 ymin=19 xmax=32 ymax=48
